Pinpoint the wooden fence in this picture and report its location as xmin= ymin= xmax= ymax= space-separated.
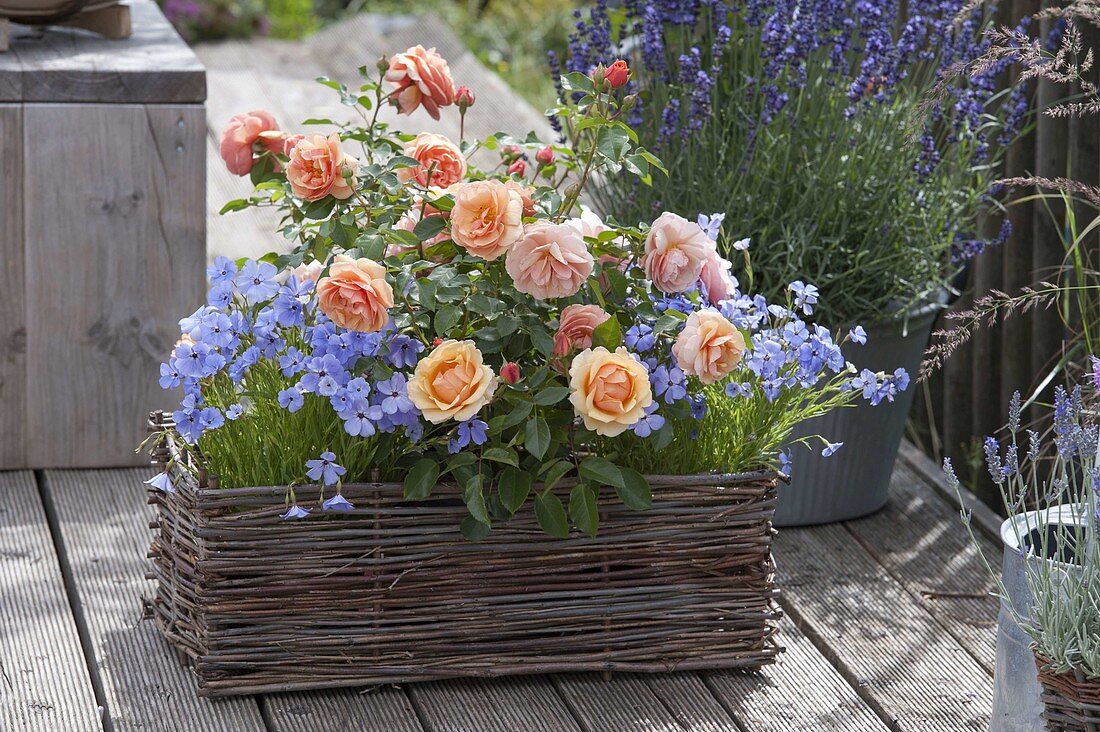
xmin=911 ymin=0 xmax=1100 ymax=505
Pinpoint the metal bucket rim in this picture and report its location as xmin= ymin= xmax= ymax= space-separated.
xmin=1001 ymin=505 xmax=1088 ymax=571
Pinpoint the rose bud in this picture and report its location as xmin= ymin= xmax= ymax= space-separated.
xmin=604 ymin=59 xmax=630 ymax=89
xmin=507 ymin=159 xmax=526 ymax=177
xmin=535 ymin=146 xmax=555 ymax=166
xmin=432 ymin=337 xmax=444 ymax=347
xmin=501 ymin=144 xmax=522 ymax=162
xmin=455 ymin=86 xmax=475 ymax=110
xmin=500 ymin=362 xmax=521 ymax=384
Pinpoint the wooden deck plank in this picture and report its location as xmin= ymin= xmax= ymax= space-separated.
xmin=555 ymin=672 xmax=739 ymax=732
xmin=0 ymin=471 xmax=101 ymax=731
xmin=407 ymin=676 xmax=581 ymax=732
xmin=0 ymin=105 xmax=25 ymax=467
xmin=41 ymin=468 xmax=267 ymax=731
xmin=844 ymin=459 xmax=999 ymax=672
xmin=774 ymin=525 xmax=992 ymax=731
xmin=263 ymin=688 xmax=424 ymax=732
xmin=705 ymin=616 xmax=888 ymax=732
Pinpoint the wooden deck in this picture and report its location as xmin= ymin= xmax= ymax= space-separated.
xmin=1 ymin=444 xmax=1002 ymax=731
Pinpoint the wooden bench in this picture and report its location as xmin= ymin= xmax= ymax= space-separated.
xmin=0 ymin=0 xmax=205 ymax=469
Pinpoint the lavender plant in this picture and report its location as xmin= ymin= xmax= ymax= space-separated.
xmin=559 ymin=0 xmax=1028 ymax=326
xmin=944 ymin=387 xmax=1100 ymax=678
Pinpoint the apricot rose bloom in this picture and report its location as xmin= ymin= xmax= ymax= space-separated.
xmin=450 ymin=180 xmax=524 ymax=261
xmin=553 ymin=304 xmax=611 ymax=357
xmin=286 ymin=134 xmax=357 ymax=202
xmin=568 ymin=347 xmax=653 ymax=437
xmin=642 ymin=212 xmax=716 ymax=293
xmin=698 ymin=249 xmax=737 ymax=304
xmin=407 ymin=340 xmax=498 ymax=423
xmin=672 ymin=310 xmax=746 ymax=385
xmin=315 ymin=255 xmax=394 ymax=333
xmin=220 ymin=110 xmax=279 ymax=176
xmin=505 ymin=222 xmax=595 ymax=300
xmin=398 ymin=132 xmax=467 ymax=188
xmin=384 ymin=45 xmax=456 ymax=120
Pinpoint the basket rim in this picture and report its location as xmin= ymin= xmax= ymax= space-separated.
xmin=149 ymin=410 xmax=786 ymax=498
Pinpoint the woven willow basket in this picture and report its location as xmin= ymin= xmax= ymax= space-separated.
xmin=1036 ymin=655 xmax=1100 ymax=732
xmin=145 ymin=411 xmax=782 ymax=696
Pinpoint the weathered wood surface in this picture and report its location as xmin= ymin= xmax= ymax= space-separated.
xmin=0 ymin=471 xmax=101 ymax=731
xmin=704 ymin=616 xmax=890 ymax=731
xmin=262 ymin=688 xmax=425 ymax=732
xmin=0 ymin=0 xmax=205 ymax=103
xmin=0 ymin=105 xmax=24 ymax=467
xmin=409 ymin=677 xmax=580 ymax=732
xmin=41 ymin=468 xmax=268 ymax=731
xmin=775 ymin=523 xmax=993 ymax=731
xmin=197 ymin=13 xmax=553 ymax=263
xmin=22 ymin=104 xmax=205 ymax=468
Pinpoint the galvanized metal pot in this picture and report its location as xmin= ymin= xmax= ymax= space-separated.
xmin=991 ymin=506 xmax=1084 ymax=732
xmin=775 ymin=299 xmax=941 ymax=527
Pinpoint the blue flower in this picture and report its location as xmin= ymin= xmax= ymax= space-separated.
xmin=226 ymin=403 xmax=243 ymax=420
xmin=323 ymin=493 xmax=355 ymax=511
xmin=788 ymin=281 xmax=819 ymax=316
xmin=207 ymin=255 xmax=237 ymax=285
xmin=822 ymin=441 xmax=844 ymax=458
xmin=696 ymin=212 xmax=725 ymax=240
xmin=281 ymin=504 xmax=311 ymax=520
xmin=199 ymin=407 xmax=224 ymax=431
xmin=345 ymin=377 xmax=371 ymax=399
xmin=234 ymin=260 xmax=279 ymax=305
xmin=848 ymin=325 xmax=867 ymax=345
xmin=376 ymin=373 xmax=415 ymax=415
xmin=278 ymin=387 xmax=304 ymax=413
xmin=306 ymin=451 xmax=346 ymax=486
xmin=273 ymin=289 xmax=306 ymax=328
xmin=448 ymin=418 xmax=489 ymax=453
xmin=624 ymin=323 xmax=655 ymax=352
xmin=777 ymin=450 xmax=792 ymax=476
xmin=144 ymin=471 xmax=175 ymax=493
xmin=725 ymin=381 xmax=751 ymax=398
xmin=279 ymin=347 xmax=306 ymax=377
xmin=316 ymin=375 xmax=340 ymax=397
xmin=631 ymin=402 xmax=665 ymax=438
xmin=651 ymin=364 xmax=687 ymax=404
xmin=159 ymin=362 xmax=182 ymax=390
xmin=207 ymin=281 xmax=234 ymax=309
xmin=386 ymin=335 xmax=425 ymax=369
xmin=731 ymin=237 xmax=751 ymax=252
xmin=341 ymin=399 xmax=383 ymax=437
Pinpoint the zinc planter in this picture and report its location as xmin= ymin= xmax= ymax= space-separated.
xmin=775 ymin=299 xmax=941 ymax=526
xmin=992 ymin=507 xmax=1086 ymax=732
xmin=145 ymin=413 xmax=783 ymax=696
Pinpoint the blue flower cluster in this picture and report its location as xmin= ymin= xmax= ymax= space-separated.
xmin=161 ymin=256 xmax=424 ymax=448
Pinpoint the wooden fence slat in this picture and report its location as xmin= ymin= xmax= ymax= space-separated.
xmin=41 ymin=468 xmax=267 ymax=731
xmin=554 ymin=672 xmax=739 ymax=732
xmin=0 ymin=104 xmax=25 ymax=467
xmin=407 ymin=676 xmax=582 ymax=732
xmin=262 ymin=688 xmax=425 ymax=732
xmin=704 ymin=616 xmax=889 ymax=732
xmin=0 ymin=471 xmax=101 ymax=731
xmin=774 ymin=525 xmax=993 ymax=730
xmin=23 ymin=104 xmax=205 ymax=468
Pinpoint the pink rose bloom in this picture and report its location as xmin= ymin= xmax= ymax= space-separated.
xmin=384 ymin=45 xmax=456 ymax=120
xmin=315 ymin=255 xmax=394 ymax=333
xmin=398 ymin=132 xmax=467 ymax=188
xmin=504 ymin=179 xmax=536 ymax=217
xmin=698 ymin=249 xmax=737 ymax=304
xmin=450 ymin=180 xmax=524 ymax=261
xmin=672 ymin=310 xmax=746 ymax=385
xmin=219 ymin=110 xmax=278 ymax=176
xmin=567 ymin=208 xmax=610 ymax=239
xmin=553 ymin=304 xmax=611 ymax=356
xmin=642 ymin=211 xmax=716 ymax=293
xmin=288 ymin=260 xmax=324 ymax=283
xmin=286 ymin=134 xmax=357 ymax=202
xmin=506 ymin=222 xmax=595 ymax=300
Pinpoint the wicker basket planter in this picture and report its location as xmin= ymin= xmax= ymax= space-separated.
xmin=1035 ymin=654 xmax=1100 ymax=731
xmin=145 ymin=414 xmax=783 ymax=696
